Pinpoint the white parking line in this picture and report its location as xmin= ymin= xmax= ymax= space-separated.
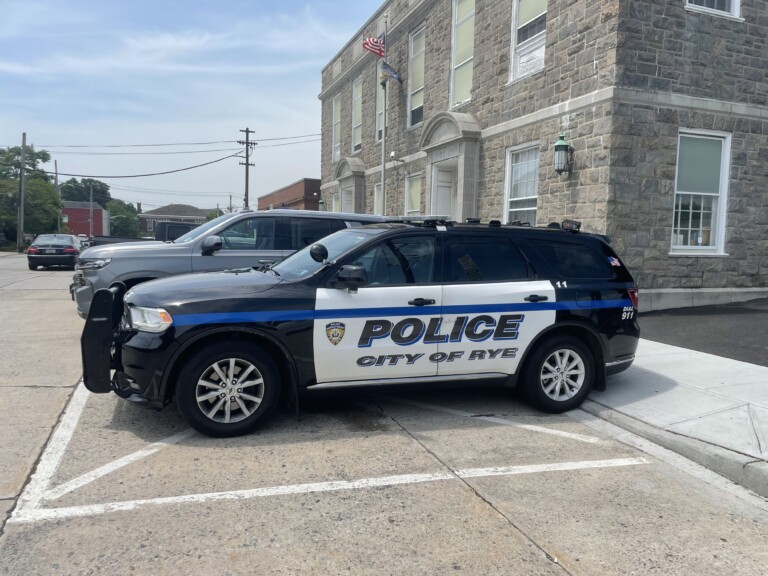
xmin=9 ymin=457 xmax=649 ymax=524
xmin=380 ymin=397 xmax=603 ymax=444
xmin=44 ymin=429 xmax=196 ymax=501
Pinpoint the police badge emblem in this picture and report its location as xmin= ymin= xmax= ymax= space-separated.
xmin=325 ymin=322 xmax=345 ymax=345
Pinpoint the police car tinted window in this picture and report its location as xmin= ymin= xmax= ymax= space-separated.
xmin=448 ymin=237 xmax=529 ymax=282
xmin=529 ymin=240 xmax=616 ymax=279
xmin=358 ymin=236 xmax=435 ymax=285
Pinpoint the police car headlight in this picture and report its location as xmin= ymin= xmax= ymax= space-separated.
xmin=77 ymin=258 xmax=111 ymax=270
xmin=129 ymin=306 xmax=173 ymax=333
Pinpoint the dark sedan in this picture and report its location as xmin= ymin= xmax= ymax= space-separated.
xmin=27 ymin=234 xmax=81 ymax=270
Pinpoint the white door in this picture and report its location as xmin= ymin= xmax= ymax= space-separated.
xmin=432 ymin=168 xmax=455 ymax=219
xmin=341 ymin=181 xmax=354 ymax=213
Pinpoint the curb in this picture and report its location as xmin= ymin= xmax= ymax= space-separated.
xmin=581 ymin=399 xmax=768 ymax=499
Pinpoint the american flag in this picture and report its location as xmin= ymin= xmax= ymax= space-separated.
xmin=608 ymin=256 xmax=621 ymax=267
xmin=362 ymin=33 xmax=385 ymax=58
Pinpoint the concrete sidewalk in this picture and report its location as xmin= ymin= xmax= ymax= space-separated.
xmin=583 ymin=339 xmax=768 ymax=498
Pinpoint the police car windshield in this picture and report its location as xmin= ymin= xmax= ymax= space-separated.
xmin=271 ymin=227 xmax=386 ymax=280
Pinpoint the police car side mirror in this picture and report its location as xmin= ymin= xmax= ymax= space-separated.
xmin=333 ymin=265 xmax=368 ymax=292
xmin=309 ymin=243 xmax=328 ymax=263
xmin=201 ymin=235 xmax=222 ymax=256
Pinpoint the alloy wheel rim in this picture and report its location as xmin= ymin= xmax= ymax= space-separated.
xmin=540 ymin=348 xmax=585 ymax=401
xmin=195 ymin=357 xmax=264 ymax=424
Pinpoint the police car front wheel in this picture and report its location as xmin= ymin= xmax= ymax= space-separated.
xmin=522 ymin=336 xmax=594 ymax=413
xmin=176 ymin=342 xmax=279 ymax=437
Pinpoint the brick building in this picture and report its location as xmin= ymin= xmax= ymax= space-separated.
xmin=318 ymin=0 xmax=768 ymax=309
xmin=61 ymin=201 xmax=109 ymax=237
xmin=257 ymin=178 xmax=322 ymax=210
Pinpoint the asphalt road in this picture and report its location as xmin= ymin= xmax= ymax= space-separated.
xmin=639 ymin=298 xmax=768 ymax=367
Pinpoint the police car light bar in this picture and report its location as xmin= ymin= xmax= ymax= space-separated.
xmin=561 ymin=219 xmax=582 ymax=232
xmin=388 ymin=215 xmax=454 ymax=227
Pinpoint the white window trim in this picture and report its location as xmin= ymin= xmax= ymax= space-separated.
xmin=408 ymin=25 xmax=426 ymax=129
xmin=405 ymin=173 xmax=423 ymax=216
xmin=509 ymin=2 xmax=546 ymax=83
xmin=684 ymin=1 xmax=743 ymax=22
xmin=352 ymin=76 xmax=362 ymax=154
xmin=670 ymin=129 xmax=731 ymax=257
xmin=375 ymin=81 xmax=387 ymax=144
xmin=503 ymin=142 xmax=540 ymax=226
xmin=332 ymin=95 xmax=341 ymax=163
xmin=450 ymin=0 xmax=474 ymax=109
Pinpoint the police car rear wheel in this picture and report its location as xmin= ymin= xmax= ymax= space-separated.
xmin=177 ymin=342 xmax=278 ymax=437
xmin=522 ymin=336 xmax=593 ymax=413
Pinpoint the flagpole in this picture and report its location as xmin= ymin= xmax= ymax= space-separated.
xmin=380 ymin=14 xmax=388 ymax=215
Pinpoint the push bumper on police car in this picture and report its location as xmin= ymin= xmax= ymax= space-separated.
xmin=81 ymin=283 xmax=171 ymax=408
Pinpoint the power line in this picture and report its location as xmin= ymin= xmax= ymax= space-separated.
xmin=50 ymin=147 xmax=243 ymax=156
xmin=43 ymin=151 xmax=242 ymax=179
xmin=110 ymin=183 xmax=243 ymax=196
xmin=18 ymin=134 xmax=321 ymax=148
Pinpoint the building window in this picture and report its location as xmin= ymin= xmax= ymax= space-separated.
xmin=352 ymin=76 xmax=362 ymax=153
xmin=332 ymin=95 xmax=341 ymax=162
xmin=672 ymin=131 xmax=730 ymax=254
xmin=376 ymin=79 xmax=387 ymax=142
xmin=408 ymin=26 xmax=425 ymax=127
xmin=405 ymin=174 xmax=422 ymax=216
xmin=147 ymin=219 xmax=154 ymax=232
xmin=686 ymin=0 xmax=740 ymax=18
xmin=511 ymin=0 xmax=547 ymax=81
xmin=451 ymin=0 xmax=474 ymax=107
xmin=374 ymin=182 xmax=384 ymax=215
xmin=504 ymin=144 xmax=539 ymax=226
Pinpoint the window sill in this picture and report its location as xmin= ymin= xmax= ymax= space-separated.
xmin=506 ymin=68 xmax=545 ymax=87
xmin=668 ymin=251 xmax=729 ymax=257
xmin=684 ymin=5 xmax=744 ymax=22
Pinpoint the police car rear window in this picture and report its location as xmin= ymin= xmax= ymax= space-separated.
xmin=529 ymin=240 xmax=616 ymax=279
xmin=448 ymin=237 xmax=529 ymax=282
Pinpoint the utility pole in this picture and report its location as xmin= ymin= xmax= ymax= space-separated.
xmin=55 ymin=160 xmax=60 ymax=233
xmin=237 ymin=128 xmax=256 ymax=209
xmin=229 ymin=194 xmax=233 ymax=213
xmin=17 ymin=133 xmax=26 ymax=253
xmin=89 ymin=181 xmax=94 ymax=239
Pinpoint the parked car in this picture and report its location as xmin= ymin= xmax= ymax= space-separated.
xmin=81 ymin=217 xmax=640 ymax=437
xmin=27 ymin=234 xmax=82 ymax=270
xmin=71 ymin=209 xmax=387 ymax=318
xmin=77 ymin=234 xmax=89 ymax=247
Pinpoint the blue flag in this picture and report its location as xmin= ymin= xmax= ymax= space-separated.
xmin=379 ymin=61 xmax=402 ymax=86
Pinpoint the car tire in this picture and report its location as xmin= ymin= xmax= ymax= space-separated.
xmin=176 ymin=341 xmax=279 ymax=437
xmin=28 ymin=263 xmax=37 ymax=270
xmin=521 ymin=335 xmax=594 ymax=413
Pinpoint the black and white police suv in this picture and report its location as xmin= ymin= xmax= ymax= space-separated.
xmin=81 ymin=218 xmax=640 ymax=437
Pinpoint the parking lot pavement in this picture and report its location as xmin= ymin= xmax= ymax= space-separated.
xmin=4 ymin=385 xmax=768 ymax=575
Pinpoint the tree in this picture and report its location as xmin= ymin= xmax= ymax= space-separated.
xmin=106 ymin=199 xmax=140 ymax=237
xmin=60 ymin=178 xmax=112 ymax=209
xmin=0 ymin=178 xmax=60 ymax=242
xmin=206 ymin=208 xmax=224 ymax=221
xmin=0 ymin=146 xmax=52 ymax=182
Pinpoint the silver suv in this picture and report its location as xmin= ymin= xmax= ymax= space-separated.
xmin=71 ymin=209 xmax=385 ymax=318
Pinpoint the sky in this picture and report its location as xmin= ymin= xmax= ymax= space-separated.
xmin=0 ymin=0 xmax=382 ymax=211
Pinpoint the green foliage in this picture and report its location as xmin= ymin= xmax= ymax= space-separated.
xmin=0 ymin=146 xmax=52 ymax=182
xmin=60 ymin=178 xmax=112 ymax=209
xmin=0 ymin=178 xmax=61 ymax=242
xmin=206 ymin=208 xmax=224 ymax=221
xmin=106 ymin=199 xmax=140 ymax=237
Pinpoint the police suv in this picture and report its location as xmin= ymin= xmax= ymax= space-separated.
xmin=81 ymin=218 xmax=640 ymax=437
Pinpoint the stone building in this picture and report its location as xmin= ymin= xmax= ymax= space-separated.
xmin=318 ymin=0 xmax=767 ymax=309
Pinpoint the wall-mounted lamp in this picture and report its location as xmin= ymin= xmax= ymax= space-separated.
xmin=553 ymin=133 xmax=574 ymax=175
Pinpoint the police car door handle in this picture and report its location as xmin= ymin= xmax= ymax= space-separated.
xmin=408 ymin=298 xmax=436 ymax=306
xmin=524 ymin=294 xmax=549 ymax=302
